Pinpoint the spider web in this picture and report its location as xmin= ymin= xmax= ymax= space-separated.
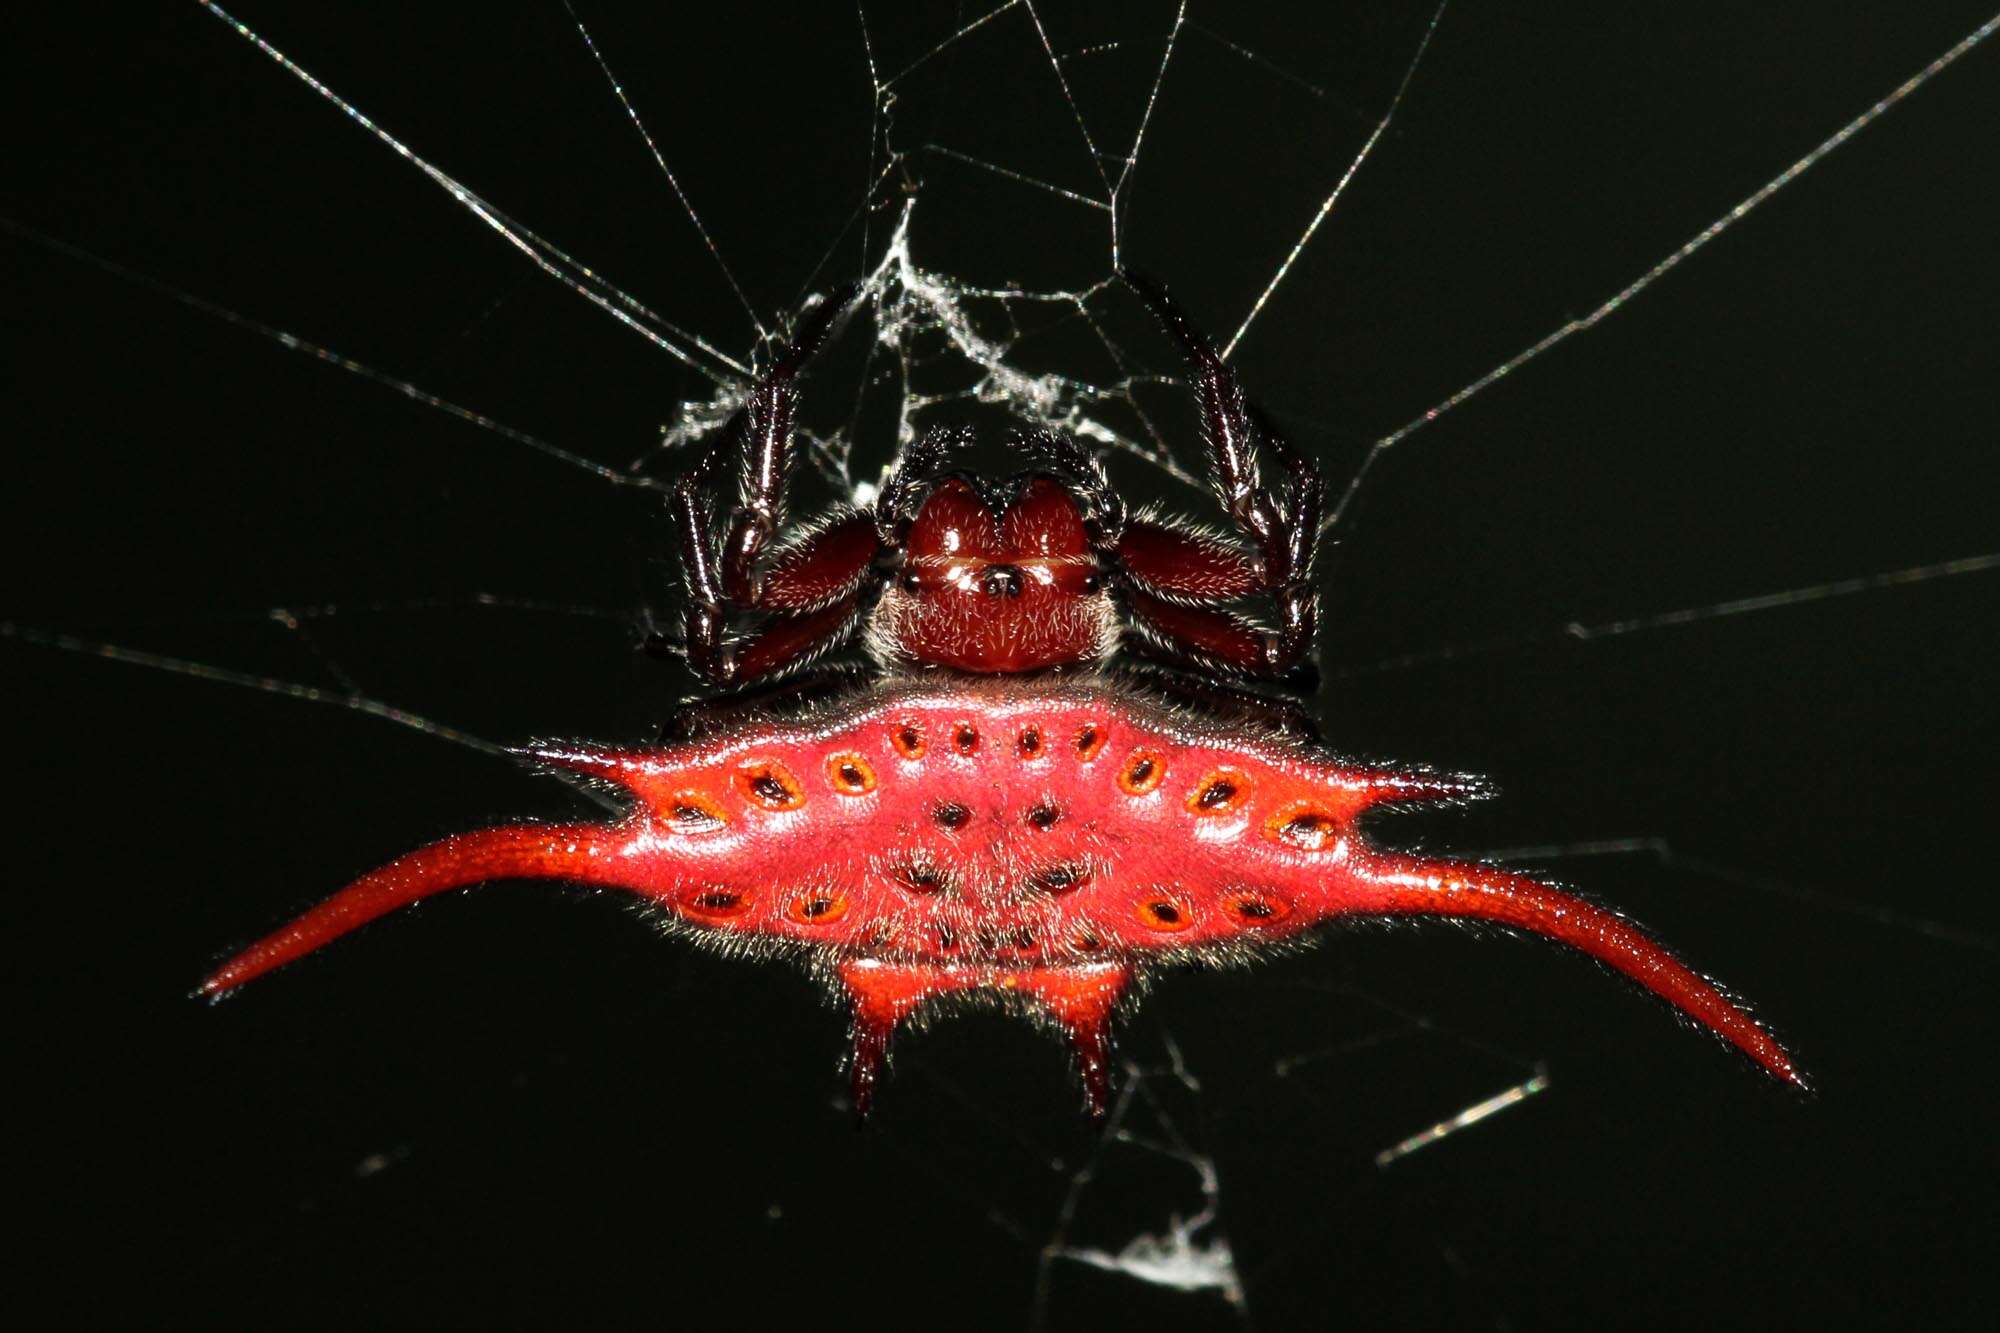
xmin=5 ymin=3 xmax=1998 ymax=1327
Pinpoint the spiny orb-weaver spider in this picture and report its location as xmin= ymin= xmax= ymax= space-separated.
xmin=201 ymin=275 xmax=1805 ymax=1118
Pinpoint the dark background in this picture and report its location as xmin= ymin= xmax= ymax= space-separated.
xmin=5 ymin=4 xmax=1996 ymax=1328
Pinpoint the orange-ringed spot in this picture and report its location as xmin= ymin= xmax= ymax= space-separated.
xmin=1017 ymin=726 xmax=1044 ymax=758
xmin=734 ymin=760 xmax=805 ymax=810
xmin=1136 ymin=897 xmax=1193 ymax=932
xmin=825 ymin=752 xmax=876 ymax=794
xmin=1268 ymin=803 xmax=1341 ymax=851
xmin=1221 ymin=891 xmax=1292 ymax=926
xmin=1187 ymin=769 xmax=1250 ymax=816
xmin=666 ymin=791 xmax=728 ymax=831
xmin=787 ymin=890 xmax=849 ymax=925
xmin=1074 ymin=723 xmax=1105 ymax=761
xmin=1118 ymin=750 xmax=1165 ymax=796
xmin=892 ymin=722 xmax=927 ymax=760
xmin=684 ymin=887 xmax=754 ymax=920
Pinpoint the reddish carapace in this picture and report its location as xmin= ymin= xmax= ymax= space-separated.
xmin=202 ymin=276 xmax=1804 ymax=1116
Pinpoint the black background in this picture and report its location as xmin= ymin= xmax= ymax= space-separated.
xmin=5 ymin=4 xmax=1997 ymax=1328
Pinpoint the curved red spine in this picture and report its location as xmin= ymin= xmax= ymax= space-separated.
xmin=199 ymin=823 xmax=642 ymax=996
xmin=1334 ymin=850 xmax=1806 ymax=1088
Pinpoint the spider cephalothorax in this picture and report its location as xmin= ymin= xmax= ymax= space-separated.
xmin=666 ymin=274 xmax=1321 ymax=687
xmin=203 ymin=277 xmax=1804 ymax=1116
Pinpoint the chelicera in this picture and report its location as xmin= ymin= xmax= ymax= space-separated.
xmin=201 ymin=275 xmax=1804 ymax=1117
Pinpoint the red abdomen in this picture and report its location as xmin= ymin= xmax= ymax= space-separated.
xmin=202 ymin=676 xmax=1803 ymax=1115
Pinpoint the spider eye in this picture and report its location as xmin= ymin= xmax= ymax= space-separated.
xmin=979 ymin=563 xmax=1026 ymax=598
